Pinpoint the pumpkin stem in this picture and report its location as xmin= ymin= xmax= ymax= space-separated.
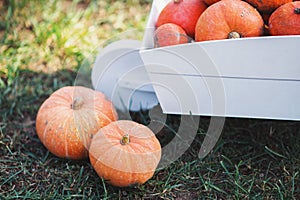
xmin=71 ymin=97 xmax=84 ymax=110
xmin=228 ymin=31 xmax=241 ymax=39
xmin=294 ymin=8 xmax=300 ymax=14
xmin=120 ymin=134 xmax=130 ymax=145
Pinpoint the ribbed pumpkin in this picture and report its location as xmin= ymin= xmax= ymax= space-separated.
xmin=195 ymin=0 xmax=264 ymax=42
xmin=154 ymin=23 xmax=189 ymax=47
xmin=269 ymin=1 xmax=300 ymax=35
xmin=36 ymin=86 xmax=118 ymax=159
xmin=89 ymin=120 xmax=161 ymax=187
xmin=245 ymin=0 xmax=292 ymax=14
xmin=156 ymin=0 xmax=207 ymax=38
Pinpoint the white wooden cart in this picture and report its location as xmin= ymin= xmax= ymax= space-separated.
xmin=91 ymin=0 xmax=300 ymax=159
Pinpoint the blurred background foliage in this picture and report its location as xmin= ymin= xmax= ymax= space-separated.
xmin=0 ymin=0 xmax=151 ymax=88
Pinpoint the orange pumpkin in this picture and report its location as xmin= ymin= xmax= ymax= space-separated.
xmin=156 ymin=0 xmax=207 ymax=38
xmin=245 ymin=0 xmax=292 ymax=14
xmin=36 ymin=86 xmax=118 ymax=159
xmin=195 ymin=0 xmax=264 ymax=42
xmin=269 ymin=1 xmax=300 ymax=35
xmin=154 ymin=23 xmax=190 ymax=47
xmin=89 ymin=120 xmax=161 ymax=187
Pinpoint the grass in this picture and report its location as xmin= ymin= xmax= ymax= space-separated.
xmin=1 ymin=0 xmax=300 ymax=199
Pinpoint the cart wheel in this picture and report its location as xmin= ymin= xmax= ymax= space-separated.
xmin=91 ymin=39 xmax=159 ymax=112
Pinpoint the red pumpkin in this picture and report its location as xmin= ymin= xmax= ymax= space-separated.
xmin=89 ymin=120 xmax=161 ymax=187
xmin=36 ymin=86 xmax=118 ymax=159
xmin=154 ymin=23 xmax=189 ymax=47
xmin=156 ymin=0 xmax=207 ymax=38
xmin=245 ymin=0 xmax=292 ymax=14
xmin=269 ymin=1 xmax=300 ymax=35
xmin=195 ymin=0 xmax=264 ymax=42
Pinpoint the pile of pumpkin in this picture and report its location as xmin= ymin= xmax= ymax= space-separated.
xmin=35 ymin=86 xmax=161 ymax=187
xmin=154 ymin=0 xmax=300 ymax=47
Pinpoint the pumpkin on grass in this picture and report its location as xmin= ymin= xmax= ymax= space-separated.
xmin=36 ymin=86 xmax=118 ymax=160
xmin=89 ymin=120 xmax=161 ymax=187
xmin=195 ymin=0 xmax=264 ymax=42
xmin=269 ymin=1 xmax=300 ymax=35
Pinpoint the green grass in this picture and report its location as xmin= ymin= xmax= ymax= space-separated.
xmin=1 ymin=0 xmax=300 ymax=199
